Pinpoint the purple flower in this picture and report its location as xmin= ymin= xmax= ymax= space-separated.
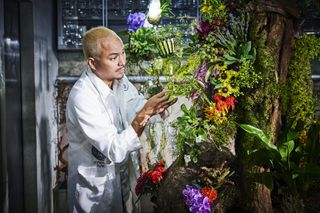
xmin=213 ymin=67 xmax=220 ymax=77
xmin=190 ymin=91 xmax=200 ymax=100
xmin=183 ymin=185 xmax=212 ymax=213
xmin=194 ymin=61 xmax=207 ymax=83
xmin=127 ymin=12 xmax=146 ymax=32
xmin=197 ymin=17 xmax=212 ymax=38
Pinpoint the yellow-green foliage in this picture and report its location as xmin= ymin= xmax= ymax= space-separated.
xmin=234 ymin=59 xmax=261 ymax=93
xmin=286 ymin=35 xmax=320 ymax=128
xmin=174 ymin=52 xmax=202 ymax=79
xmin=237 ymin=33 xmax=278 ymax=135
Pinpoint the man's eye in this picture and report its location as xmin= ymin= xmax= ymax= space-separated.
xmin=110 ymin=56 xmax=117 ymax=61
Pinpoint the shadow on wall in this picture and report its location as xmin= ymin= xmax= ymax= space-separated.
xmin=39 ymin=117 xmax=51 ymax=212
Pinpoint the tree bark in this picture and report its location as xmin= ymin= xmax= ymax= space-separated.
xmin=236 ymin=1 xmax=302 ymax=212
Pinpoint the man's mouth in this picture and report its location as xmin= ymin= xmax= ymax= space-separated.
xmin=117 ymin=67 xmax=125 ymax=73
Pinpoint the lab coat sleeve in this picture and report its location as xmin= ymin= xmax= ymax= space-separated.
xmin=70 ymin=92 xmax=142 ymax=164
xmin=124 ymin=78 xmax=147 ymax=123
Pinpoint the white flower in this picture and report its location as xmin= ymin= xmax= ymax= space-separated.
xmin=196 ymin=136 xmax=203 ymax=143
xmin=143 ymin=18 xmax=153 ymax=28
xmin=184 ymin=155 xmax=191 ymax=166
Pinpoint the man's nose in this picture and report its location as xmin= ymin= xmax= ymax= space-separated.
xmin=118 ymin=54 xmax=125 ymax=66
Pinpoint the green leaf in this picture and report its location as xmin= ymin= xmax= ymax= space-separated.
xmin=287 ymin=131 xmax=300 ymax=141
xmin=237 ymin=124 xmax=277 ymax=151
xmin=243 ymin=41 xmax=252 ymax=56
xmin=205 ymin=65 xmax=213 ymax=82
xmin=224 ymin=54 xmax=238 ymax=61
xmin=248 ymin=148 xmax=276 ymax=167
xmin=197 ymin=128 xmax=207 ymax=141
xmin=181 ymin=104 xmax=188 ymax=114
xmin=261 ymin=172 xmax=274 ymax=190
xmin=278 ymin=140 xmax=295 ymax=160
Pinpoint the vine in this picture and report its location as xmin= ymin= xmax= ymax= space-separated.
xmin=285 ymin=35 xmax=320 ymax=128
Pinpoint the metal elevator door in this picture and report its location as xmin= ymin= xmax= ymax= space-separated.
xmin=0 ymin=0 xmax=8 ymax=211
xmin=3 ymin=0 xmax=24 ymax=212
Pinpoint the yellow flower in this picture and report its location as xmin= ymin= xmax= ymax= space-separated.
xmin=201 ymin=6 xmax=208 ymax=13
xmin=218 ymin=71 xmax=232 ymax=82
xmin=216 ymin=64 xmax=227 ymax=71
xmin=218 ymin=4 xmax=226 ymax=11
xmin=218 ymin=82 xmax=233 ymax=97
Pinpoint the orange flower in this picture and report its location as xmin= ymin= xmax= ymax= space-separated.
xmin=204 ymin=106 xmax=227 ymax=123
xmin=215 ymin=101 xmax=228 ymax=112
xmin=204 ymin=106 xmax=218 ymax=121
xmin=157 ymin=160 xmax=165 ymax=167
xmin=201 ymin=186 xmax=218 ymax=202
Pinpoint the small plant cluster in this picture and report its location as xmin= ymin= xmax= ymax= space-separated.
xmin=135 ymin=160 xmax=166 ymax=200
xmin=238 ymin=122 xmax=320 ymax=197
xmin=183 ymin=163 xmax=234 ymax=213
xmin=125 ymin=0 xmax=188 ymax=61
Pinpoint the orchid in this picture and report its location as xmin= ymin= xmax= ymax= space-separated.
xmin=183 ymin=185 xmax=212 ymax=213
xmin=127 ymin=12 xmax=146 ymax=32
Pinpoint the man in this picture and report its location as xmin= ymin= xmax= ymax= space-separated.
xmin=66 ymin=26 xmax=176 ymax=212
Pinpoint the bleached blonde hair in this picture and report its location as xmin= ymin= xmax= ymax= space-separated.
xmin=82 ymin=26 xmax=121 ymax=60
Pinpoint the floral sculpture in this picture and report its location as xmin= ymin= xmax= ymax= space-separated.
xmin=163 ymin=0 xmax=261 ymax=162
xmin=129 ymin=0 xmax=320 ymax=211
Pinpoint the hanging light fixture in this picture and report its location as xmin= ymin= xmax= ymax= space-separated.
xmin=147 ymin=0 xmax=162 ymax=25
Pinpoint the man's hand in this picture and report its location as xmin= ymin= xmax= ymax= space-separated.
xmin=144 ymin=90 xmax=177 ymax=116
xmin=131 ymin=90 xmax=177 ymax=136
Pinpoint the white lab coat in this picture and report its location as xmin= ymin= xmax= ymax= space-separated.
xmin=66 ymin=69 xmax=146 ymax=213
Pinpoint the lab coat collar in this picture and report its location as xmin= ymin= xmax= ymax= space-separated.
xmin=85 ymin=69 xmax=123 ymax=101
xmin=85 ymin=69 xmax=128 ymax=126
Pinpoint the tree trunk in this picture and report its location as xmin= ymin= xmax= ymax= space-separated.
xmin=236 ymin=0 xmax=302 ymax=212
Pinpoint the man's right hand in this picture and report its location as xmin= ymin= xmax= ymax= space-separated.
xmin=143 ymin=90 xmax=176 ymax=116
xmin=131 ymin=90 xmax=177 ymax=136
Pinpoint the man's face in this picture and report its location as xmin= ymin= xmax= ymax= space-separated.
xmin=89 ymin=37 xmax=126 ymax=88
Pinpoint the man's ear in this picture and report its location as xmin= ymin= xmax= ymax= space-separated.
xmin=87 ymin=57 xmax=96 ymax=71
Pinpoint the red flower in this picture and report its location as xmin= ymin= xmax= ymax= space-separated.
xmin=148 ymin=171 xmax=163 ymax=184
xmin=135 ymin=160 xmax=167 ymax=196
xmin=135 ymin=172 xmax=148 ymax=195
xmin=156 ymin=166 xmax=165 ymax=173
xmin=225 ymin=96 xmax=235 ymax=110
xmin=214 ymin=93 xmax=235 ymax=112
xmin=214 ymin=93 xmax=224 ymax=103
xmin=201 ymin=186 xmax=218 ymax=202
